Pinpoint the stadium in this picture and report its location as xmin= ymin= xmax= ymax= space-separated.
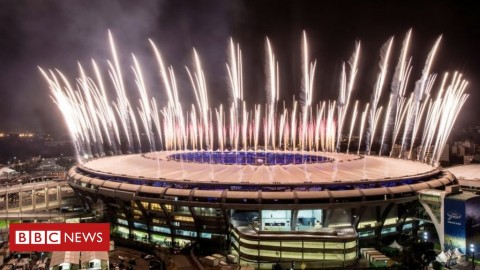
xmin=68 ymin=151 xmax=457 ymax=268
xmin=41 ymin=30 xmax=469 ymax=268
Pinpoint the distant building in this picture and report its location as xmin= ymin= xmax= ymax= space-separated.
xmin=0 ymin=132 xmax=35 ymax=140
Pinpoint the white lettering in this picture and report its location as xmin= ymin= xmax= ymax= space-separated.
xmin=31 ymin=231 xmax=45 ymax=244
xmin=47 ymin=231 xmax=61 ymax=244
xmin=64 ymin=232 xmax=103 ymax=243
xmin=64 ymin=232 xmax=74 ymax=242
xmin=96 ymin=232 xmax=103 ymax=242
xmin=83 ymin=232 xmax=95 ymax=242
xmin=16 ymin=231 xmax=30 ymax=244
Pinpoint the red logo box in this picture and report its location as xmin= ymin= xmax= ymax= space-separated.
xmin=10 ymin=223 xmax=110 ymax=251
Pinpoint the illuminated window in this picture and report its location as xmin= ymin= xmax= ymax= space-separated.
xmin=174 ymin=216 xmax=194 ymax=222
xmin=201 ymin=232 xmax=211 ymax=239
xmin=152 ymin=226 xmax=171 ymax=234
xmin=163 ymin=204 xmax=172 ymax=212
xmin=133 ymin=210 xmax=142 ymax=219
xmin=152 ymin=218 xmax=166 ymax=225
xmin=151 ymin=203 xmax=161 ymax=211
xmin=117 ymin=219 xmax=128 ymax=226
xmin=176 ymin=230 xmax=196 ymax=237
xmin=140 ymin=201 xmax=149 ymax=209
xmin=174 ymin=206 xmax=190 ymax=214
xmin=134 ymin=222 xmax=148 ymax=230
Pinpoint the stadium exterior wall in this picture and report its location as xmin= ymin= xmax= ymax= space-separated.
xmin=67 ymin=162 xmax=457 ymax=268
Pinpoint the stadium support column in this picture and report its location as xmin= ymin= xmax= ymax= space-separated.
xmin=374 ymin=203 xmax=394 ymax=239
xmin=188 ymin=205 xmax=201 ymax=240
xmin=220 ymin=189 xmax=230 ymax=245
xmin=291 ymin=191 xmax=299 ymax=230
xmin=352 ymin=206 xmax=366 ymax=230
xmin=134 ymin=200 xmax=152 ymax=243
xmin=258 ymin=190 xmax=263 ymax=230
xmin=188 ymin=189 xmax=201 ymax=241
xmin=291 ymin=209 xmax=298 ymax=230
xmin=159 ymin=203 xmax=175 ymax=243
xmin=117 ymin=199 xmax=134 ymax=240
xmin=396 ymin=204 xmax=412 ymax=234
xmin=418 ymin=191 xmax=446 ymax=250
xmin=323 ymin=209 xmax=333 ymax=227
xmin=75 ymin=187 xmax=93 ymax=212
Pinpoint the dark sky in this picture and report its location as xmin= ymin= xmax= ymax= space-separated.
xmin=0 ymin=0 xmax=478 ymax=135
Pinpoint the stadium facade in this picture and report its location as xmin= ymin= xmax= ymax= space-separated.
xmin=68 ymin=151 xmax=457 ymax=268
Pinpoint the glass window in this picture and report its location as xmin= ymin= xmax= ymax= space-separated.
xmin=200 ymin=232 xmax=211 ymax=239
xmin=304 ymin=241 xmax=323 ymax=248
xmin=134 ymin=222 xmax=148 ymax=230
xmin=176 ymin=230 xmax=197 ymax=237
xmin=151 ymin=234 xmax=171 ymax=244
xmin=259 ymin=249 xmax=276 ymax=257
xmin=173 ymin=216 xmax=194 ymax=222
xmin=117 ymin=219 xmax=128 ymax=226
xmin=151 ymin=203 xmax=161 ymax=211
xmin=163 ymin=204 xmax=172 ymax=212
xmin=152 ymin=226 xmax=171 ymax=234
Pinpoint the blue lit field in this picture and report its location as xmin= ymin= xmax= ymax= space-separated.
xmin=167 ymin=151 xmax=331 ymax=165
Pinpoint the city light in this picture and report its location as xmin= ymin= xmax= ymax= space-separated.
xmin=423 ymin=231 xmax=428 ymax=242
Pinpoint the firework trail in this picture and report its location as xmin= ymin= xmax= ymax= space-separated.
xmin=382 ymin=29 xmax=412 ymax=156
xmin=358 ymin=103 xmax=370 ymax=155
xmin=132 ymin=54 xmax=156 ymax=152
xmin=265 ymin=37 xmax=279 ymax=150
xmin=226 ymin=38 xmax=243 ymax=150
xmin=337 ymin=42 xmax=360 ymax=151
xmin=108 ymin=30 xmax=135 ymax=153
xmin=186 ymin=49 xmax=210 ymax=150
xmin=300 ymin=31 xmax=317 ymax=151
xmin=347 ymin=100 xmax=359 ymax=154
xmin=367 ymin=37 xmax=394 ymax=155
xmin=400 ymin=35 xmax=442 ymax=157
xmin=429 ymin=72 xmax=468 ymax=164
xmin=40 ymin=31 xmax=469 ymax=169
xmin=91 ymin=59 xmax=120 ymax=154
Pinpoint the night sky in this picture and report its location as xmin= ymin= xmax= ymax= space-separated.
xmin=0 ymin=0 xmax=478 ymax=135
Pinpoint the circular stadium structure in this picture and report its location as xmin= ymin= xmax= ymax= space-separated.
xmin=42 ymin=31 xmax=470 ymax=269
xmin=68 ymin=151 xmax=457 ymax=268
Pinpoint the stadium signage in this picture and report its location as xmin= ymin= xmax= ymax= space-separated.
xmin=9 ymin=223 xmax=110 ymax=251
xmin=447 ymin=211 xmax=462 ymax=221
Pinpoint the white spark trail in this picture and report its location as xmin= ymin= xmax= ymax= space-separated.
xmin=368 ymin=37 xmax=394 ymax=155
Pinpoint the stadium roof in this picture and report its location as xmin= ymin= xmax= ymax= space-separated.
xmin=80 ymin=151 xmax=436 ymax=185
xmin=447 ymin=164 xmax=480 ymax=180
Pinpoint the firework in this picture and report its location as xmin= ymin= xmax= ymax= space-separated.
xmin=41 ymin=30 xmax=469 ymax=167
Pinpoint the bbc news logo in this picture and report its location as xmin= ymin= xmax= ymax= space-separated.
xmin=10 ymin=223 xmax=110 ymax=251
xmin=16 ymin=231 xmax=61 ymax=244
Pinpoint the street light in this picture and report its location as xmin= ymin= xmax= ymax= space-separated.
xmin=470 ymin=243 xmax=475 ymax=270
xmin=423 ymin=231 xmax=428 ymax=242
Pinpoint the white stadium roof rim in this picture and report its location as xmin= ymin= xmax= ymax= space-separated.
xmin=76 ymin=151 xmax=439 ymax=186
